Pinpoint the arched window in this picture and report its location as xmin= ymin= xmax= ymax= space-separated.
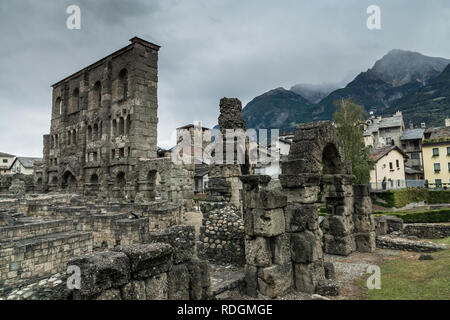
xmin=72 ymin=130 xmax=77 ymax=145
xmin=126 ymin=115 xmax=131 ymax=134
xmin=87 ymin=126 xmax=92 ymax=141
xmin=112 ymin=119 xmax=117 ymax=137
xmin=67 ymin=131 xmax=71 ymax=145
xmin=72 ymin=88 xmax=80 ymax=112
xmin=119 ymin=117 xmax=125 ymax=135
xmin=116 ymin=172 xmax=126 ymax=188
xmin=56 ymin=97 xmax=63 ymax=115
xmin=119 ymin=69 xmax=128 ymax=100
xmin=51 ymin=136 xmax=54 ymax=149
xmin=99 ymin=122 xmax=103 ymax=140
xmin=94 ymin=81 xmax=102 ymax=108
xmin=93 ymin=123 xmax=99 ymax=140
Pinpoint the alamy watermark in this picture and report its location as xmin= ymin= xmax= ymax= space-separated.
xmin=366 ymin=265 xmax=381 ymax=290
xmin=66 ymin=5 xmax=81 ymax=30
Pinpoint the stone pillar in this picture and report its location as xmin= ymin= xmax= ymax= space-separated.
xmin=279 ymin=172 xmax=325 ymax=294
xmin=321 ymin=174 xmax=356 ymax=256
xmin=352 ymin=185 xmax=376 ymax=252
xmin=241 ymin=175 xmax=292 ymax=298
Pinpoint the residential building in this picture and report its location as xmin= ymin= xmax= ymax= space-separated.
xmin=369 ymin=145 xmax=408 ymax=190
xmin=364 ymin=111 xmax=405 ymax=148
xmin=176 ymin=122 xmax=212 ymax=165
xmin=10 ymin=157 xmax=42 ymax=175
xmin=0 ymin=152 xmax=15 ymax=175
xmin=422 ymin=119 xmax=450 ymax=189
xmin=194 ymin=164 xmax=209 ymax=194
xmin=400 ymin=128 xmax=425 ymax=178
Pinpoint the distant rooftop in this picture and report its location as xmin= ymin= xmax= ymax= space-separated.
xmin=401 ymin=128 xmax=425 ymax=141
xmin=370 ymin=145 xmax=407 ymax=162
xmin=0 ymin=152 xmax=15 ymax=157
xmin=14 ymin=157 xmax=42 ymax=168
xmin=176 ymin=124 xmax=211 ymax=131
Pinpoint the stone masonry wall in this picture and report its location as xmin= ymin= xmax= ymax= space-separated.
xmin=0 ymin=231 xmax=93 ymax=293
xmin=198 ymin=202 xmax=245 ymax=266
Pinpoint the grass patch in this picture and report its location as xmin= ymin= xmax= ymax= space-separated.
xmin=432 ymin=237 xmax=450 ymax=246
xmin=359 ymin=250 xmax=450 ymax=300
xmin=373 ymin=208 xmax=450 ymax=223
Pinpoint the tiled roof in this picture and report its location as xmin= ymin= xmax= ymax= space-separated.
xmin=0 ymin=152 xmax=15 ymax=157
xmin=401 ymin=128 xmax=425 ymax=141
xmin=370 ymin=145 xmax=407 ymax=162
xmin=15 ymin=157 xmax=42 ymax=168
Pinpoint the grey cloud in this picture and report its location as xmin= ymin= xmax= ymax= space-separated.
xmin=0 ymin=0 xmax=449 ymax=156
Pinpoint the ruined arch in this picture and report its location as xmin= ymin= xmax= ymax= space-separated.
xmin=62 ymin=171 xmax=77 ymax=191
xmin=116 ymin=172 xmax=126 ymax=188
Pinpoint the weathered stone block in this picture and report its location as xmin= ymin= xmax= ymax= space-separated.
xmin=113 ymin=243 xmax=173 ymax=279
xmin=272 ymin=233 xmax=291 ymax=265
xmin=147 ymin=226 xmax=195 ymax=264
xmin=290 ymin=231 xmax=323 ymax=263
xmin=257 ymin=264 xmax=293 ymax=298
xmin=246 ymin=190 xmax=287 ymax=209
xmin=121 ymin=280 xmax=146 ymax=300
xmin=95 ymin=289 xmax=122 ymax=300
xmin=253 ymin=208 xmax=285 ymax=237
xmin=284 ymin=187 xmax=320 ymax=204
xmin=384 ymin=216 xmax=404 ymax=233
xmin=294 ymin=261 xmax=325 ymax=294
xmin=375 ymin=216 xmax=388 ymax=235
xmin=186 ymin=259 xmax=210 ymax=300
xmin=68 ymin=251 xmax=130 ymax=298
xmin=316 ymin=279 xmax=339 ymax=296
xmin=353 ymin=214 xmax=375 ymax=233
xmin=323 ymin=234 xmax=355 ymax=256
xmin=354 ymin=197 xmax=373 ymax=215
xmin=285 ymin=204 xmax=318 ymax=232
xmin=244 ymin=265 xmax=258 ymax=298
xmin=323 ymin=261 xmax=335 ymax=280
xmin=354 ymin=232 xmax=376 ymax=253
xmin=167 ymin=264 xmax=190 ymax=300
xmin=245 ymin=237 xmax=272 ymax=267
xmin=145 ymin=273 xmax=168 ymax=300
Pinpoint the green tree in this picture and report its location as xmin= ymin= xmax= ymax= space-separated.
xmin=333 ymin=99 xmax=374 ymax=184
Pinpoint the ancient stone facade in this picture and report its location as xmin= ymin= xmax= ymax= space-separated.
xmin=35 ymin=37 xmax=193 ymax=207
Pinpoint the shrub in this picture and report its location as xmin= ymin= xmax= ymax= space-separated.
xmin=374 ymin=208 xmax=450 ymax=223
xmin=372 ymin=189 xmax=450 ymax=208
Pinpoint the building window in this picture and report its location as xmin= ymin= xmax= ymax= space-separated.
xmin=448 ymin=162 xmax=450 ymax=172
xmin=111 ymin=149 xmax=116 ymax=159
xmin=94 ymin=81 xmax=102 ymax=108
xmin=435 ymin=179 xmax=442 ymax=188
xmin=447 ymin=147 xmax=450 ymax=155
xmin=389 ymin=162 xmax=393 ymax=171
xmin=396 ymin=159 xmax=400 ymax=169
xmin=119 ymin=148 xmax=125 ymax=158
xmin=434 ymin=163 xmax=441 ymax=173
xmin=72 ymin=88 xmax=80 ymax=112
xmin=432 ymin=148 xmax=440 ymax=156
xmin=119 ymin=69 xmax=128 ymax=100
xmin=386 ymin=137 xmax=393 ymax=145
xmin=2 ymin=159 xmax=7 ymax=163
xmin=56 ymin=97 xmax=63 ymax=115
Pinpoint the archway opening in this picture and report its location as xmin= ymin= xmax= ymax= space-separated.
xmin=62 ymin=171 xmax=76 ymax=190
xmin=322 ymin=143 xmax=342 ymax=175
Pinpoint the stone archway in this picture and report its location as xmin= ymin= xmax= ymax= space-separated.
xmin=62 ymin=171 xmax=77 ymax=191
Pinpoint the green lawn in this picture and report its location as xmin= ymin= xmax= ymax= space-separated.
xmin=359 ymin=249 xmax=450 ymax=300
xmin=432 ymin=237 xmax=450 ymax=246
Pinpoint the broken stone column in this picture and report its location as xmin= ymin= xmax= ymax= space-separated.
xmin=321 ymin=174 xmax=356 ymax=256
xmin=352 ymin=185 xmax=376 ymax=252
xmin=207 ymin=98 xmax=251 ymax=209
xmin=240 ymin=175 xmax=292 ymax=298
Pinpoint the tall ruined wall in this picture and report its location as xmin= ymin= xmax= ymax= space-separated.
xmin=41 ymin=38 xmax=160 ymax=198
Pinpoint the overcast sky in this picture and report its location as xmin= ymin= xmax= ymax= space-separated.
xmin=1 ymin=0 xmax=450 ymax=157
